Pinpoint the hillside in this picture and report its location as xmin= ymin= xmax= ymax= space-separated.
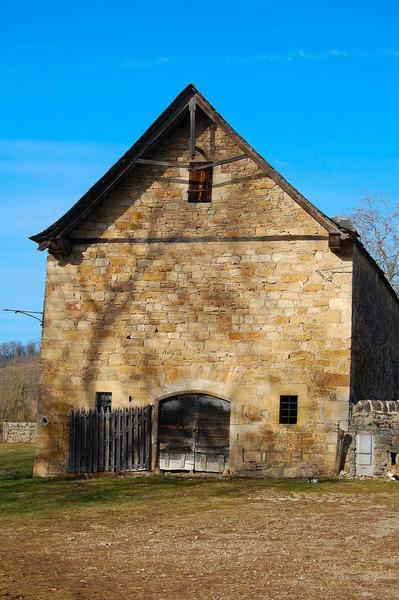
xmin=0 ymin=341 xmax=39 ymax=423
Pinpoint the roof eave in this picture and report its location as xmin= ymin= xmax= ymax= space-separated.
xmin=30 ymin=83 xmax=199 ymax=245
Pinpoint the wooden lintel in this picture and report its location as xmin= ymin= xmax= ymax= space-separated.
xmin=70 ymin=234 xmax=329 ymax=245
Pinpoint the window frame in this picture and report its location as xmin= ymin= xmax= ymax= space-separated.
xmin=279 ymin=395 xmax=298 ymax=425
xmin=187 ymin=163 xmax=213 ymax=203
xmin=95 ymin=391 xmax=112 ymax=412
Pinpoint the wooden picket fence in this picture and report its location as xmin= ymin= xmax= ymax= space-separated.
xmin=68 ymin=406 xmax=152 ymax=473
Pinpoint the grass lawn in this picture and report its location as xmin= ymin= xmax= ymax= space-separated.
xmin=1 ymin=443 xmax=399 ymax=599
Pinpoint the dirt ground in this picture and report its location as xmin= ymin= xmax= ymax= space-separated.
xmin=2 ymin=473 xmax=399 ymax=600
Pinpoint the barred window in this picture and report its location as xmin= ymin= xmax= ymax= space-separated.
xmin=96 ymin=391 xmax=112 ymax=412
xmin=279 ymin=395 xmax=298 ymax=424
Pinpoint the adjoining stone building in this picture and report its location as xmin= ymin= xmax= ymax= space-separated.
xmin=347 ymin=401 xmax=399 ymax=477
xmin=30 ymin=84 xmax=399 ymax=477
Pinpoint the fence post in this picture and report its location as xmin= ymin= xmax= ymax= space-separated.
xmin=105 ymin=409 xmax=110 ymax=471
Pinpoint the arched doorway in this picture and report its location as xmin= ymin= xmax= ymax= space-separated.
xmin=158 ymin=394 xmax=230 ymax=473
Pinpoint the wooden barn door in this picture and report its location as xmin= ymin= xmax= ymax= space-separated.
xmin=158 ymin=394 xmax=197 ymax=471
xmin=158 ymin=394 xmax=230 ymax=473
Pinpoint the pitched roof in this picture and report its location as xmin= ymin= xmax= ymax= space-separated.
xmin=30 ymin=83 xmax=345 ymax=246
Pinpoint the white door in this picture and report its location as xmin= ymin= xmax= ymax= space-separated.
xmin=356 ymin=434 xmax=374 ymax=476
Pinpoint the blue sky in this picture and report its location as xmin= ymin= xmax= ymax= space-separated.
xmin=1 ymin=0 xmax=398 ymax=343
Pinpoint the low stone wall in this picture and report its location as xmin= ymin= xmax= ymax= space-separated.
xmin=2 ymin=422 xmax=37 ymax=443
xmin=346 ymin=400 xmax=399 ymax=476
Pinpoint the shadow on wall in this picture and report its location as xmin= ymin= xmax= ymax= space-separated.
xmin=41 ymin=113 xmax=346 ymax=476
xmin=54 ymin=116 xmax=265 ymax=406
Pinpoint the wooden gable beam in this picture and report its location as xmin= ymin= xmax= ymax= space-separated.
xmin=134 ymin=154 xmax=248 ymax=170
xmin=189 ymin=97 xmax=196 ymax=159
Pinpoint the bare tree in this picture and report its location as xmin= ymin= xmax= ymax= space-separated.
xmin=0 ymin=341 xmax=40 ymax=422
xmin=351 ymin=195 xmax=399 ymax=295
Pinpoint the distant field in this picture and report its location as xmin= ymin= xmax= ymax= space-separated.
xmin=1 ymin=443 xmax=399 ymax=599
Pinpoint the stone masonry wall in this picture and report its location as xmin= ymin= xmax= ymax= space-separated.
xmin=347 ymin=400 xmax=399 ymax=476
xmin=3 ymin=422 xmax=37 ymax=443
xmin=34 ymin=111 xmax=353 ymax=477
xmin=351 ymin=245 xmax=399 ymax=401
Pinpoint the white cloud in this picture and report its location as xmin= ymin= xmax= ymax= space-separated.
xmin=123 ymin=56 xmax=169 ymax=69
xmin=219 ymin=48 xmax=350 ymax=64
xmin=327 ymin=49 xmax=348 ymax=57
xmin=214 ymin=47 xmax=399 ymax=65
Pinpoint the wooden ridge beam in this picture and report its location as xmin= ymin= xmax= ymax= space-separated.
xmin=190 ymin=154 xmax=248 ymax=170
xmin=135 ymin=154 xmax=248 ymax=170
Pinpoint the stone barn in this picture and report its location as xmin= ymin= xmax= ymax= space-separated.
xmin=30 ymin=84 xmax=399 ymax=477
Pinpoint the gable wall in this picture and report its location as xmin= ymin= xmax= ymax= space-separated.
xmin=34 ymin=114 xmax=353 ymax=477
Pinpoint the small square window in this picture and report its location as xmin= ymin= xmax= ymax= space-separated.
xmin=279 ymin=395 xmax=298 ymax=424
xmin=96 ymin=391 xmax=112 ymax=412
xmin=188 ymin=164 xmax=212 ymax=203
